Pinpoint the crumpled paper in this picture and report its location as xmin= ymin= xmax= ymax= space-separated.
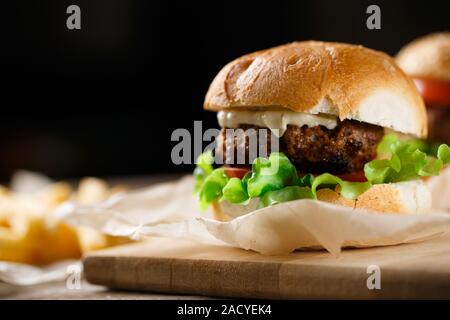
xmin=57 ymin=172 xmax=450 ymax=256
xmin=0 ymin=171 xmax=73 ymax=288
xmin=0 ymin=260 xmax=81 ymax=286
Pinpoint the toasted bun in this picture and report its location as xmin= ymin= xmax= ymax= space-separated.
xmin=205 ymin=41 xmax=427 ymax=138
xmin=396 ymin=32 xmax=450 ymax=82
xmin=212 ymin=180 xmax=431 ymax=221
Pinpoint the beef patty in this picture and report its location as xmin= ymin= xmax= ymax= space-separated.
xmin=216 ymin=120 xmax=384 ymax=174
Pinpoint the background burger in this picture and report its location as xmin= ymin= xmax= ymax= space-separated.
xmin=396 ymin=32 xmax=450 ymax=144
xmin=194 ymin=41 xmax=450 ymax=221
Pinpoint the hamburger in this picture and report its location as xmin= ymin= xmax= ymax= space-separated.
xmin=396 ymin=32 xmax=450 ymax=144
xmin=194 ymin=41 xmax=450 ymax=221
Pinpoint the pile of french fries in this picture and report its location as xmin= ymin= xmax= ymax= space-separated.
xmin=0 ymin=176 xmax=130 ymax=265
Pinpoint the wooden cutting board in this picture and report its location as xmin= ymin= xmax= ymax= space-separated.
xmin=83 ymin=235 xmax=450 ymax=299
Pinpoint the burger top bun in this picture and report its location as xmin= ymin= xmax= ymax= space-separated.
xmin=205 ymin=41 xmax=427 ymax=138
xmin=396 ymin=32 xmax=450 ymax=82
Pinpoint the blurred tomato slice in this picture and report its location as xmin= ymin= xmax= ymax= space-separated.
xmin=224 ymin=166 xmax=367 ymax=182
xmin=224 ymin=167 xmax=250 ymax=179
xmin=334 ymin=170 xmax=367 ymax=182
xmin=413 ymin=77 xmax=450 ymax=107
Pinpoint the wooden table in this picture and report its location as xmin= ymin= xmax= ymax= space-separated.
xmin=3 ymin=280 xmax=209 ymax=300
xmin=83 ymin=235 xmax=450 ymax=299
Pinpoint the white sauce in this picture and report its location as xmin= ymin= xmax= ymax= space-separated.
xmin=217 ymin=110 xmax=338 ymax=137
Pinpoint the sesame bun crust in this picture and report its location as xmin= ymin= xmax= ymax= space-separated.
xmin=396 ymin=32 xmax=450 ymax=82
xmin=205 ymin=41 xmax=427 ymax=138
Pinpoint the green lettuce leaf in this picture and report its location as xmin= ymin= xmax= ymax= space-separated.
xmin=198 ymin=168 xmax=229 ymax=211
xmin=246 ymin=152 xmax=298 ymax=197
xmin=376 ymin=133 xmax=399 ymax=156
xmin=221 ymin=177 xmax=249 ymax=204
xmin=438 ymin=144 xmax=450 ymax=163
xmin=363 ymin=159 xmax=391 ymax=184
xmin=364 ymin=134 xmax=450 ymax=184
xmin=259 ymin=186 xmax=314 ymax=208
xmin=194 ymin=150 xmax=214 ymax=193
xmin=311 ymin=173 xmax=371 ymax=200
xmin=193 ymin=136 xmax=450 ymax=210
xmin=257 ymin=173 xmax=369 ymax=208
xmin=297 ymin=173 xmax=314 ymax=187
xmin=377 ymin=133 xmax=439 ymax=157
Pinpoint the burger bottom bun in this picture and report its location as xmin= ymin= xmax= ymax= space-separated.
xmin=212 ymin=180 xmax=431 ymax=221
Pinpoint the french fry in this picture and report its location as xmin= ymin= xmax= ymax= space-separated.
xmin=76 ymin=177 xmax=110 ymax=204
xmin=0 ymin=174 xmax=132 ymax=265
xmin=39 ymin=182 xmax=72 ymax=209
xmin=0 ymin=211 xmax=81 ymax=265
xmin=75 ymin=177 xmax=130 ymax=253
xmin=37 ymin=222 xmax=81 ymax=265
xmin=0 ymin=227 xmax=37 ymax=264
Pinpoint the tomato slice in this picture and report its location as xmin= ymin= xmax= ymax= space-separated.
xmin=334 ymin=170 xmax=367 ymax=182
xmin=297 ymin=171 xmax=367 ymax=182
xmin=224 ymin=167 xmax=250 ymax=179
xmin=412 ymin=77 xmax=450 ymax=107
xmin=224 ymin=166 xmax=367 ymax=182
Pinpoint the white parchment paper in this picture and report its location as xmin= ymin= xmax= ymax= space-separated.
xmin=0 ymin=260 xmax=81 ymax=286
xmin=58 ymin=173 xmax=450 ymax=256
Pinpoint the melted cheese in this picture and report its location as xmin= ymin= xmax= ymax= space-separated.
xmin=217 ymin=110 xmax=338 ymax=137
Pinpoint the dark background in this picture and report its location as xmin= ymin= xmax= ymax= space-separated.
xmin=0 ymin=0 xmax=448 ymax=181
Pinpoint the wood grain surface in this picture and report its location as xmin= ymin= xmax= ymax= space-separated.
xmin=84 ymin=234 xmax=450 ymax=299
